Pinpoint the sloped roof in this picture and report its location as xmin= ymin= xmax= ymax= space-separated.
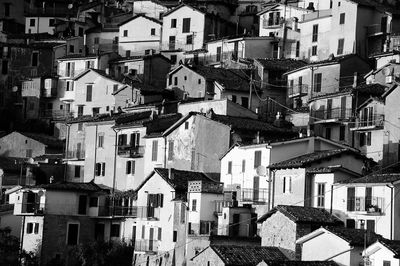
xmin=341 ymin=173 xmax=400 ymax=184
xmin=67 ymin=110 xmax=153 ymax=124
xmin=255 ymin=58 xmax=307 ymax=72
xmin=118 ymin=14 xmax=162 ymax=26
xmin=257 ymin=205 xmax=343 ymax=224
xmin=379 ymin=238 xmax=400 ymax=258
xmin=21 ymin=132 xmax=65 ymax=149
xmin=31 ymin=181 xmax=105 ymax=193
xmin=324 ymin=226 xmax=382 ymax=246
xmin=73 ymin=68 xmax=121 ymax=82
xmin=269 ymin=149 xmax=367 ymax=170
xmin=264 ymin=261 xmax=338 ymax=266
xmin=209 ymin=245 xmax=288 ymax=266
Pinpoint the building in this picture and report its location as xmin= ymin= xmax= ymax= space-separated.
xmin=297 ymin=226 xmax=381 ymax=266
xmin=332 ymin=172 xmax=400 ymax=240
xmin=191 ymin=245 xmax=289 ymax=266
xmin=131 ymin=0 xmax=174 ymax=20
xmin=132 ymin=168 xmax=219 ymax=266
xmin=85 ymin=25 xmax=119 ymax=55
xmin=118 ymin=14 xmax=162 ymax=57
xmin=363 ymin=238 xmax=400 ymax=266
xmin=257 ymin=205 xmax=343 ymax=260
xmin=269 ymin=149 xmax=372 ymax=208
xmin=12 ymin=181 xmax=110 ymax=265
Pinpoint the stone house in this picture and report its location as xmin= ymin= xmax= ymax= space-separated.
xmin=297 ymin=226 xmax=381 ymax=266
xmin=257 ymin=205 xmax=343 ymax=260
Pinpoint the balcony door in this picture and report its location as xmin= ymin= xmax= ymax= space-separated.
xmin=347 ymin=187 xmax=355 ymax=211
xmin=149 ymin=228 xmax=154 ymax=251
xmin=340 ymin=96 xmax=346 ymax=119
xmin=327 ymin=99 xmax=332 ymax=119
xmin=253 ymin=176 xmax=260 ymax=202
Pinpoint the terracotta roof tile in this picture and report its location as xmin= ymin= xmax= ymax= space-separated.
xmin=324 ymin=226 xmax=382 ymax=246
xmin=256 ymin=58 xmax=307 ymax=71
xmin=379 ymin=238 xmax=400 ymax=257
xmin=31 ymin=181 xmax=105 ymax=192
xmin=341 ymin=173 xmax=400 ymax=184
xmin=265 ymin=261 xmax=338 ymax=266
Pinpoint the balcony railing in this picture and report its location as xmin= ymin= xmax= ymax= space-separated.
xmin=214 ymin=200 xmax=236 ymax=215
xmin=134 ymin=239 xmax=159 ymax=253
xmin=117 ymin=145 xmax=144 ymax=158
xmin=347 ymin=196 xmax=384 ymax=214
xmin=288 ymin=84 xmax=308 ymax=98
xmin=66 ymin=149 xmax=85 ymax=160
xmin=367 ymin=24 xmax=388 ymax=36
xmin=241 ymin=188 xmax=268 ymax=204
xmin=352 ymin=114 xmax=384 ymax=131
xmin=302 ymin=9 xmax=332 ymax=22
xmin=310 ymin=108 xmax=353 ymax=122
xmin=19 ymin=202 xmax=45 ymax=215
xmin=99 ymin=206 xmax=160 ymax=219
xmin=40 ymin=109 xmax=74 ymax=120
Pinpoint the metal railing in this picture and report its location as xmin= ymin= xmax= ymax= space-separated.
xmin=302 ymin=9 xmax=332 ymax=22
xmin=354 ymin=114 xmax=384 ymax=129
xmin=99 ymin=206 xmax=160 ymax=219
xmin=19 ymin=202 xmax=45 ymax=214
xmin=117 ymin=145 xmax=144 ymax=158
xmin=66 ymin=149 xmax=85 ymax=160
xmin=347 ymin=196 xmax=384 ymax=214
xmin=214 ymin=200 xmax=235 ymax=215
xmin=40 ymin=109 xmax=74 ymax=120
xmin=367 ymin=24 xmax=387 ymax=36
xmin=288 ymin=84 xmax=308 ymax=98
xmin=241 ymin=188 xmax=268 ymax=204
xmin=310 ymin=108 xmax=353 ymax=121
xmin=134 ymin=239 xmax=159 ymax=253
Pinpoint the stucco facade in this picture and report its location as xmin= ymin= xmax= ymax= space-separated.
xmin=0 ymin=132 xmax=46 ymax=158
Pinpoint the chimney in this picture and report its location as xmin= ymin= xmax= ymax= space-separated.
xmin=306 ymin=3 xmax=315 ymax=11
xmin=352 ymin=72 xmax=358 ymax=88
xmin=168 ymin=168 xmax=173 ymax=180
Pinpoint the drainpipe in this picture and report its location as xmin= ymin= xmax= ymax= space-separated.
xmin=271 ymin=170 xmax=276 ymax=208
xmin=267 ymin=169 xmax=273 ymax=211
xmin=64 ymin=123 xmax=71 ymax=182
xmin=330 ymin=184 xmax=334 ymax=214
xmin=388 ymin=184 xmax=394 ymax=239
xmin=19 ymin=215 xmax=26 ymax=265
xmin=111 ymin=127 xmax=120 ymax=217
xmin=163 ymin=136 xmax=167 ymax=168
xmin=93 ymin=124 xmax=98 ymax=180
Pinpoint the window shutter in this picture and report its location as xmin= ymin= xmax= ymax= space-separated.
xmin=159 ymin=194 xmax=164 ymax=207
xmin=34 ymin=223 xmax=39 ymax=234
xmin=126 ymin=161 xmax=131 ymax=174
xmin=132 ymin=161 xmax=136 ymax=174
xmin=152 ymin=140 xmax=158 ymax=161
xmin=95 ymin=163 xmax=100 ymax=176
xmin=142 ymin=225 xmax=145 ymax=239
xmin=101 ymin=163 xmax=105 ymax=176
xmin=158 ymin=227 xmax=162 ymax=240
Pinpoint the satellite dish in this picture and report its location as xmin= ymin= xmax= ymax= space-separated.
xmin=256 ymin=165 xmax=267 ymax=176
xmin=68 ymin=3 xmax=73 ymax=9
xmin=382 ymin=67 xmax=393 ymax=76
xmin=12 ymin=86 xmax=18 ymax=92
xmin=27 ymin=158 xmax=34 ymax=164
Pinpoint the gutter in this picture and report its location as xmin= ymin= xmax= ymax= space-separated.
xmin=387 ymin=183 xmax=394 ymax=239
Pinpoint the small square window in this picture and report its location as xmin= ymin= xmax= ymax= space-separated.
xmin=184 ymin=122 xmax=189 ymax=129
xmin=171 ymin=19 xmax=177 ymax=28
xmin=198 ymin=79 xmax=201 ymax=84
xmin=123 ymin=30 xmax=128 ymax=37
xmin=150 ymin=28 xmax=156 ymax=36
xmin=30 ymin=19 xmax=35 ymax=27
xmin=312 ymin=45 xmax=318 ymax=56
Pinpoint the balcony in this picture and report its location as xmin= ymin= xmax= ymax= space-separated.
xmin=40 ymin=109 xmax=74 ymax=120
xmin=347 ymin=196 xmax=385 ymax=215
xmin=60 ymin=90 xmax=75 ymax=102
xmin=66 ymin=149 xmax=85 ymax=160
xmin=310 ymin=108 xmax=353 ymax=124
xmin=188 ymin=221 xmax=216 ymax=236
xmin=42 ymin=87 xmax=57 ymax=98
xmin=160 ymin=41 xmax=195 ymax=52
xmin=214 ymin=200 xmax=236 ymax=215
xmin=134 ymin=239 xmax=159 ymax=253
xmin=302 ymin=9 xmax=332 ymax=22
xmin=241 ymin=188 xmax=268 ymax=204
xmin=17 ymin=202 xmax=45 ymax=215
xmin=288 ymin=84 xmax=308 ymax=98
xmin=117 ymin=145 xmax=144 ymax=158
xmin=351 ymin=115 xmax=385 ymax=131
xmin=367 ymin=24 xmax=388 ymax=37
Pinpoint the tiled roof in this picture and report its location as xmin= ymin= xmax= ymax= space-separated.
xmin=210 ymin=245 xmax=288 ymax=266
xmin=188 ymin=66 xmax=251 ymax=92
xmin=74 ymin=68 xmax=120 ymax=82
xmin=324 ymin=226 xmax=382 ymax=246
xmin=67 ymin=110 xmax=152 ymax=124
xmin=379 ymin=238 xmax=400 ymax=257
xmin=269 ymin=149 xmax=365 ymax=169
xmin=118 ymin=14 xmax=162 ymax=26
xmin=154 ymin=168 xmax=217 ymax=193
xmin=257 ymin=205 xmax=343 ymax=225
xmin=341 ymin=173 xmax=400 ymax=184
xmin=265 ymin=261 xmax=338 ymax=266
xmin=31 ymin=181 xmax=105 ymax=192
xmin=57 ymin=53 xmax=99 ymax=60
xmin=255 ymin=58 xmax=307 ymax=72
xmin=145 ymin=113 xmax=182 ymax=135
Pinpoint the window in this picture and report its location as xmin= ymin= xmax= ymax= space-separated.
xmin=34 ymin=223 xmax=39 ymax=234
xmin=2 ymin=60 xmax=8 ymax=75
xmin=186 ymin=35 xmax=193 ymax=45
xmin=314 ymin=73 xmax=322 ymax=92
xmin=130 ymin=132 xmax=140 ymax=147
xmin=267 ymin=11 xmax=281 ymax=26
xmin=159 ymin=12 xmax=164 ymax=19
xmin=325 ymin=127 xmax=331 ymax=140
xmin=191 ymin=148 xmax=196 ymax=170
xmin=148 ymin=193 xmax=164 ymax=208
xmin=141 ymin=225 xmax=145 ymax=239
xmin=383 ymin=261 xmax=391 ymax=266
xmin=26 ymin=223 xmax=34 ymax=234
xmin=93 ymin=108 xmax=100 ymax=116
xmin=30 ymin=18 xmax=35 ymax=27
xmin=89 ymin=197 xmax=98 ymax=207
xmin=312 ymin=24 xmax=318 ymax=42
xmin=346 ymin=219 xmax=355 ymax=228
xmin=173 ymin=231 xmax=177 ymax=242
xmin=241 ymin=97 xmax=249 ymax=108
xmin=4 ymin=3 xmax=10 ymax=17
xmin=192 ymin=199 xmax=197 ymax=211
xmin=242 ymin=160 xmax=246 ymax=173
xmin=231 ymin=95 xmax=237 ymax=103
xmin=339 ymin=126 xmax=345 ymax=141
xmin=359 ymin=132 xmax=372 ymax=146
xmin=367 ymin=132 xmax=372 ymax=146
xmin=123 ymin=30 xmax=128 ymax=37
xmin=152 ymin=140 xmax=158 ymax=161
xmin=169 ymin=36 xmax=176 ymax=50
xmin=151 ymin=28 xmax=156 ymax=35
xmin=26 ymin=149 xmax=33 ymax=158
xmin=168 ymin=140 xmax=174 ymax=160
xmin=125 ymin=50 xmax=130 ymax=57
xmin=296 ymin=41 xmax=300 ymax=57
xmin=171 ymin=18 xmax=177 ymax=28
xmin=337 ymin=38 xmax=344 ymax=55
xmin=182 ymin=18 xmax=191 ymax=33
xmin=69 ymin=45 xmax=75 ymax=53
xmin=126 ymin=161 xmax=135 ymax=175
xmin=198 ymin=79 xmax=201 ymax=84
xmin=67 ymin=223 xmax=79 ymax=245
xmin=347 ymin=187 xmax=355 ymax=211
xmin=367 ymin=220 xmax=375 ymax=233
xmin=317 ymin=183 xmax=325 ymax=207
xmin=185 ymin=122 xmax=189 ymax=129
xmin=283 ymin=177 xmax=292 ymax=193
xmin=339 ymin=13 xmax=345 ymax=24
xmin=170 ymin=55 xmax=177 ymax=64
xmin=74 ymin=165 xmax=81 ymax=178
xmin=78 ymin=27 xmax=83 ymax=36
xmin=98 ymin=134 xmax=104 ymax=148
xmin=94 ymin=37 xmax=99 ymax=44
xmin=95 ymin=163 xmax=105 ymax=176
xmin=254 ymin=151 xmax=262 ymax=168
xmin=174 ymin=77 xmax=178 ymax=86
xmin=216 ymin=47 xmax=222 ymax=61
xmin=110 ymin=224 xmax=120 ymax=237
xmin=312 ymin=45 xmax=318 ymax=56
xmin=86 ymin=85 xmax=92 ymax=102
xmin=227 ymin=161 xmax=232 ymax=174
xmin=78 ymin=105 xmax=84 ymax=117
xmin=32 ymin=52 xmax=39 ymax=67
xmin=118 ymin=134 xmax=127 ymax=146
xmin=158 ymin=227 xmax=162 ymax=240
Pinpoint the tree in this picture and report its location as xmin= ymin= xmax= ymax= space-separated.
xmin=0 ymin=227 xmax=19 ymax=266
